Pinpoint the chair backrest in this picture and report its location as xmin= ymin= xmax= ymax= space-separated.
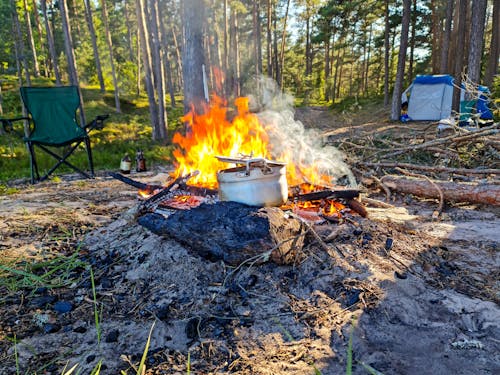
xmin=20 ymin=86 xmax=86 ymax=145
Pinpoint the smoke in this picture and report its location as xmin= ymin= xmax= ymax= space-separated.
xmin=244 ymin=77 xmax=357 ymax=187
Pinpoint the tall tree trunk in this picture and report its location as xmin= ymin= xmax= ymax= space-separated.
xmin=40 ymin=0 xmax=61 ymax=85
xmin=148 ymin=0 xmax=167 ymax=140
xmin=364 ymin=23 xmax=373 ymax=96
xmin=136 ymin=0 xmax=158 ymax=131
xmin=465 ymin=0 xmax=487 ymax=100
xmin=279 ymin=0 xmax=291 ymax=88
xmin=182 ymin=0 xmax=206 ymax=114
xmin=390 ymin=0 xmax=411 ymax=121
xmin=273 ymin=4 xmax=280 ymax=84
xmin=223 ymin=0 xmax=229 ymax=94
xmin=253 ymin=0 xmax=262 ymax=76
xmin=408 ymin=0 xmax=417 ymax=81
xmin=440 ymin=0 xmax=453 ymax=73
xmin=171 ymin=25 xmax=183 ymax=92
xmin=452 ymin=0 xmax=468 ymax=112
xmin=158 ymin=4 xmax=176 ymax=107
xmin=100 ymin=0 xmax=121 ymax=113
xmin=59 ymin=0 xmax=85 ymax=125
xmin=484 ymin=0 xmax=499 ymax=87
xmin=31 ymin=0 xmax=48 ymax=77
xmin=324 ymin=34 xmax=330 ymax=102
xmin=83 ymin=0 xmax=105 ymax=92
xmin=266 ymin=0 xmax=273 ymax=77
xmin=11 ymin=0 xmax=31 ymax=86
xmin=229 ymin=8 xmax=241 ymax=97
xmin=123 ymin=0 xmax=136 ymax=62
xmin=430 ymin=0 xmax=441 ymax=73
xmin=22 ymin=0 xmax=40 ymax=77
xmin=383 ymin=0 xmax=390 ymax=106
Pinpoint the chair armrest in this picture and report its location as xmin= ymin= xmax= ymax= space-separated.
xmin=0 ymin=117 xmax=30 ymax=133
xmin=85 ymin=114 xmax=109 ymax=131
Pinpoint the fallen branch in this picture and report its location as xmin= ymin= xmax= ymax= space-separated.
xmin=380 ymin=175 xmax=500 ymax=205
xmin=108 ymin=172 xmax=163 ymax=192
xmin=360 ymin=162 xmax=500 ymax=176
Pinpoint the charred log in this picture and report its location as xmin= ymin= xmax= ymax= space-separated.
xmin=138 ymin=202 xmax=305 ymax=266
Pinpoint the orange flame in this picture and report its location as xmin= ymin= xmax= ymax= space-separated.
xmin=172 ymin=95 xmax=335 ymax=189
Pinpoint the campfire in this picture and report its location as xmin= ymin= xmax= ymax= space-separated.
xmin=110 ymin=94 xmax=365 ymax=266
xmin=131 ymin=94 xmax=364 ymax=221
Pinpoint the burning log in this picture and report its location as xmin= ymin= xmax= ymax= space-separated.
xmin=138 ymin=201 xmax=306 ymax=266
xmin=294 ymin=188 xmax=360 ymax=201
xmin=108 ymin=172 xmax=162 ymax=192
xmin=381 ymin=175 xmax=500 ymax=206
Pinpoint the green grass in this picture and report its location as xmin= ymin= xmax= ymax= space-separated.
xmin=0 ymin=79 xmax=185 ymax=182
xmin=89 ymin=266 xmax=101 ymax=345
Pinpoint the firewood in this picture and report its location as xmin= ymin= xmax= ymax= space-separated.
xmin=108 ymin=171 xmax=163 ymax=191
xmin=360 ymin=162 xmax=500 ymax=176
xmin=381 ymin=175 xmax=500 ymax=206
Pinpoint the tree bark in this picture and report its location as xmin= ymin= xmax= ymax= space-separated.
xmin=440 ymin=0 xmax=453 ymax=73
xmin=383 ymin=0 xmax=390 ymax=106
xmin=253 ymin=0 xmax=262 ymax=76
xmin=452 ymin=0 xmax=468 ymax=112
xmin=123 ymin=0 xmax=136 ymax=62
xmin=148 ymin=0 xmax=167 ymax=140
xmin=484 ymin=0 xmax=500 ymax=87
xmin=83 ymin=0 xmax=105 ymax=93
xmin=23 ymin=0 xmax=40 ymax=77
xmin=136 ymin=0 xmax=158 ymax=131
xmin=280 ymin=0 xmax=291 ymax=88
xmin=465 ymin=0 xmax=487 ymax=101
xmin=59 ymin=0 xmax=85 ymax=125
xmin=158 ymin=4 xmax=176 ymax=108
xmin=40 ymin=0 xmax=61 ymax=85
xmin=381 ymin=175 xmax=500 ymax=206
xmin=100 ymin=0 xmax=121 ymax=113
xmin=182 ymin=0 xmax=206 ymax=114
xmin=266 ymin=0 xmax=273 ymax=77
xmin=31 ymin=0 xmax=48 ymax=77
xmin=11 ymin=0 xmax=31 ymax=86
xmin=390 ymin=0 xmax=411 ymax=121
xmin=408 ymin=0 xmax=417 ymax=80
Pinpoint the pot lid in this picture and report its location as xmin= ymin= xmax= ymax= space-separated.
xmin=215 ymin=155 xmax=286 ymax=167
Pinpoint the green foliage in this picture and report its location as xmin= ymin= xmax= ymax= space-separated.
xmin=0 ymin=85 xmax=184 ymax=182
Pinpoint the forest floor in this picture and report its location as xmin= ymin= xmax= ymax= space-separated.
xmin=0 ymin=106 xmax=499 ymax=374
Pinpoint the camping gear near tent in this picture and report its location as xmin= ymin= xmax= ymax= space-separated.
xmin=402 ymin=75 xmax=459 ymax=121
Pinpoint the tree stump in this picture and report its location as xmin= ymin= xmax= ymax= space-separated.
xmin=138 ymin=202 xmax=305 ymax=266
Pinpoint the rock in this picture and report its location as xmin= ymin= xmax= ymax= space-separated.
xmin=53 ymin=301 xmax=73 ymax=314
xmin=105 ymin=329 xmax=120 ymax=343
xmin=29 ymin=295 xmax=56 ymax=309
xmin=43 ymin=323 xmax=61 ymax=334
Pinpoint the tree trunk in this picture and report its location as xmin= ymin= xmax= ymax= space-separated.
xmin=440 ymin=0 xmax=453 ymax=73
xmin=253 ymin=0 xmax=262 ymax=76
xmin=31 ymin=0 xmax=48 ymax=77
xmin=408 ymin=0 xmax=417 ymax=81
xmin=59 ymin=0 xmax=85 ymax=125
xmin=452 ymin=0 xmax=468 ymax=112
xmin=182 ymin=0 xmax=206 ymax=114
xmin=83 ymin=0 xmax=105 ymax=93
xmin=40 ymin=0 xmax=61 ymax=85
xmin=223 ymin=0 xmax=229 ymax=94
xmin=390 ymin=0 xmax=411 ymax=121
xmin=136 ymin=0 xmax=158 ymax=131
xmin=382 ymin=176 xmax=500 ymax=206
xmin=11 ymin=0 xmax=31 ymax=86
xmin=383 ymin=0 xmax=390 ymax=106
xmin=171 ymin=25 xmax=183 ymax=91
xmin=324 ymin=35 xmax=330 ymax=102
xmin=364 ymin=23 xmax=373 ymax=96
xmin=22 ymin=0 xmax=40 ymax=77
xmin=430 ymin=0 xmax=441 ymax=73
xmin=123 ymin=0 xmax=136 ymax=63
xmin=465 ymin=0 xmax=487 ymax=101
xmin=279 ymin=0 xmax=291 ymax=88
xmin=148 ymin=0 xmax=167 ymax=140
xmin=229 ymin=8 xmax=241 ymax=97
xmin=100 ymin=0 xmax=121 ymax=113
xmin=484 ymin=0 xmax=500 ymax=87
xmin=266 ymin=0 xmax=273 ymax=77
xmin=158 ymin=4 xmax=176 ymax=108
xmin=273 ymin=4 xmax=280 ymax=84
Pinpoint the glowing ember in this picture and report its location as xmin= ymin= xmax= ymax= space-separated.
xmin=172 ymin=95 xmax=337 ymax=190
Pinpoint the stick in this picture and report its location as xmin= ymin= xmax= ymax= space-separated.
xmin=294 ymin=189 xmax=360 ymax=201
xmin=108 ymin=172 xmax=163 ymax=191
xmin=139 ymin=171 xmax=199 ymax=213
xmin=360 ymin=162 xmax=500 ymax=176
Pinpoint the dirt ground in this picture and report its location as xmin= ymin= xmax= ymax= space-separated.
xmin=0 ymin=109 xmax=499 ymax=374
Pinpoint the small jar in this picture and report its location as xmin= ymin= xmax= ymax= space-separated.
xmin=120 ymin=154 xmax=132 ymax=174
xmin=136 ymin=150 xmax=147 ymax=172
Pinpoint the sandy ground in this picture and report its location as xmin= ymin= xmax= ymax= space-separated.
xmin=0 ymin=168 xmax=498 ymax=374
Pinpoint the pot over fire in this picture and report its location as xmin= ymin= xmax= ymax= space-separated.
xmin=216 ymin=156 xmax=287 ymax=207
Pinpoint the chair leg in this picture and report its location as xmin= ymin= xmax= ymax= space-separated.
xmin=84 ymin=137 xmax=95 ymax=178
xmin=27 ymin=142 xmax=40 ymax=184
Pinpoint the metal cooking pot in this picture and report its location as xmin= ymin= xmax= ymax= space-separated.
xmin=216 ymin=157 xmax=288 ymax=207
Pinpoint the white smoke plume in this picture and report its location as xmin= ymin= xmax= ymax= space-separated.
xmin=244 ymin=77 xmax=357 ymax=187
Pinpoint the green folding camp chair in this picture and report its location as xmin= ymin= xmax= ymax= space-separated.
xmin=1 ymin=86 xmax=108 ymax=183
